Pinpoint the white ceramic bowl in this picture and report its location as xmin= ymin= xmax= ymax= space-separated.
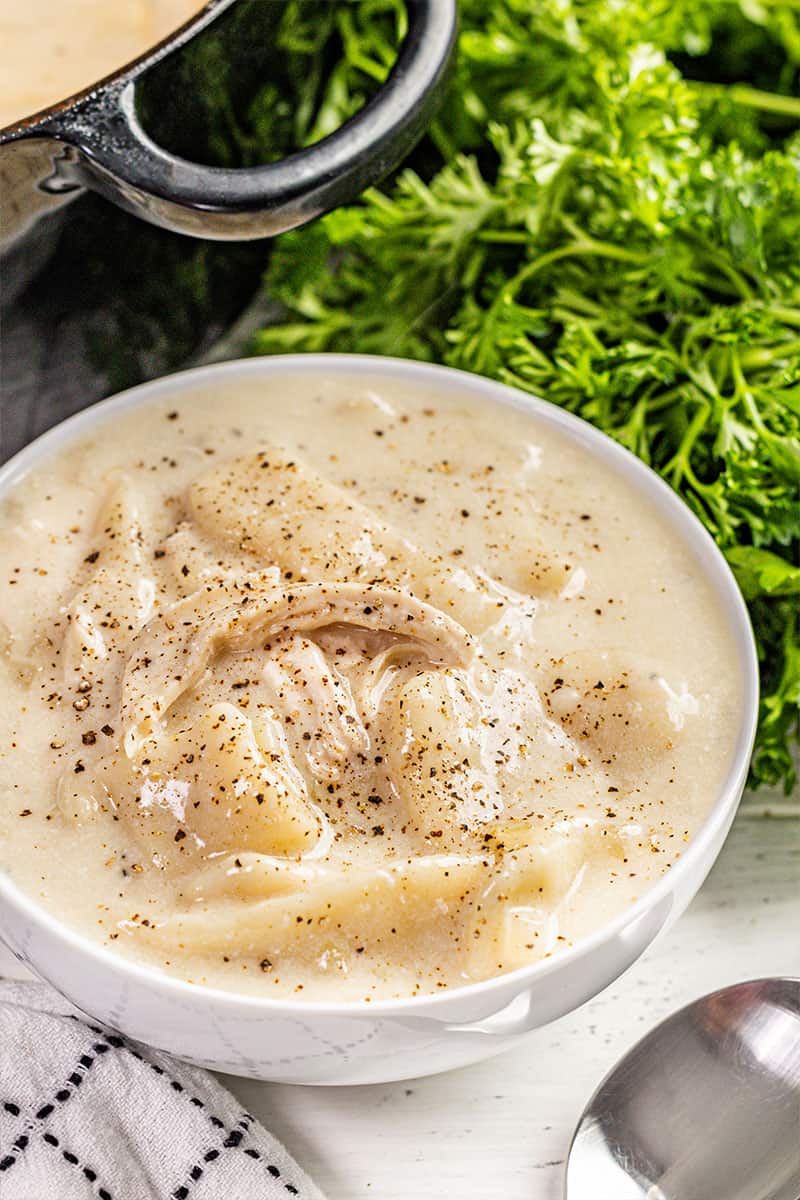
xmin=0 ymin=356 xmax=758 ymax=1085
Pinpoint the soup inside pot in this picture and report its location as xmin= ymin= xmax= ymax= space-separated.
xmin=0 ymin=0 xmax=205 ymax=128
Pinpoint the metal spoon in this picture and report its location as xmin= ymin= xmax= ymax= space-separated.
xmin=565 ymin=977 xmax=800 ymax=1200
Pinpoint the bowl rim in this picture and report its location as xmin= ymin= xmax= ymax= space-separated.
xmin=0 ymin=354 xmax=760 ymax=1017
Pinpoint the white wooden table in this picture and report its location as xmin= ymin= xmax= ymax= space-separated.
xmin=3 ymin=800 xmax=798 ymax=1199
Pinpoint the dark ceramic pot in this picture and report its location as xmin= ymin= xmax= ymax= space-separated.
xmin=0 ymin=0 xmax=455 ymax=458
xmin=1 ymin=0 xmax=455 ymax=298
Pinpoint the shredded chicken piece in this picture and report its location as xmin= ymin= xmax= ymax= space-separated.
xmin=261 ymin=635 xmax=369 ymax=783
xmin=62 ymin=477 xmax=154 ymax=694
xmin=121 ymin=577 xmax=472 ymax=753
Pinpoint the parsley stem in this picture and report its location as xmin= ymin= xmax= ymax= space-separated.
xmin=476 ymin=231 xmax=533 ymax=243
xmin=428 ymin=119 xmax=458 ymax=163
xmin=691 ymin=81 xmax=800 ymax=121
xmin=664 ymin=404 xmax=710 ymax=487
xmin=500 ymin=239 xmax=646 ymax=302
xmin=765 ymin=306 xmax=800 ymax=329
xmin=675 ymin=232 xmax=754 ymax=301
xmin=740 ymin=339 xmax=800 ymax=370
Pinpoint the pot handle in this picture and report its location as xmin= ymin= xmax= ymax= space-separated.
xmin=35 ymin=0 xmax=456 ymax=240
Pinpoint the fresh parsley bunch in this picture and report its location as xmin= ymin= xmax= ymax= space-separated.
xmin=254 ymin=0 xmax=800 ymax=792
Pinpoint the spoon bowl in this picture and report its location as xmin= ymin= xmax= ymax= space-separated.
xmin=565 ymin=977 xmax=800 ymax=1200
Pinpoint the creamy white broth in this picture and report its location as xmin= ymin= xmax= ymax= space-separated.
xmin=0 ymin=371 xmax=742 ymax=1000
xmin=0 ymin=0 xmax=205 ymax=128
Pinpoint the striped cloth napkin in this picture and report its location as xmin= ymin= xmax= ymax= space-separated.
xmin=0 ymin=980 xmax=326 ymax=1200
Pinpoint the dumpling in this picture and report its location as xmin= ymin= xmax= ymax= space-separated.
xmin=382 ymin=668 xmax=503 ymax=845
xmin=189 ymin=852 xmax=328 ymax=900
xmin=472 ymin=819 xmax=627 ymax=972
xmin=540 ymin=649 xmax=695 ymax=779
xmin=382 ymin=663 xmax=589 ymax=846
xmin=189 ymin=450 xmax=502 ymax=632
xmin=496 ymin=817 xmax=626 ymax=903
xmin=131 ymin=702 xmax=319 ymax=858
xmin=156 ymin=524 xmax=265 ymax=596
xmin=130 ymin=853 xmax=486 ymax=965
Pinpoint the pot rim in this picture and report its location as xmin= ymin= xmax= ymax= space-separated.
xmin=0 ymin=354 xmax=760 ymax=1017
